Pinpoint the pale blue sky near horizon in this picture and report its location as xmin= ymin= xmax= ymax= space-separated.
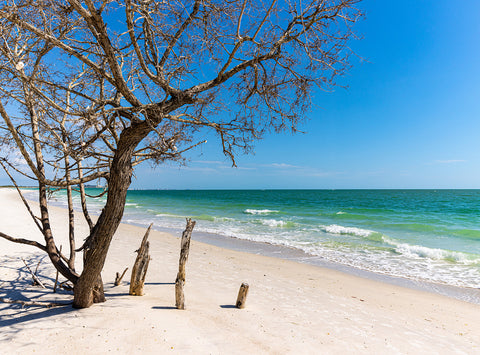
xmin=2 ymin=1 xmax=480 ymax=190
xmin=132 ymin=0 xmax=480 ymax=189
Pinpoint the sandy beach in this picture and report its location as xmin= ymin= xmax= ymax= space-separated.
xmin=1 ymin=187 xmax=479 ymax=354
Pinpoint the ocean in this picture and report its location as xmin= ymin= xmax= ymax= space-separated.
xmin=42 ymin=189 xmax=480 ymax=301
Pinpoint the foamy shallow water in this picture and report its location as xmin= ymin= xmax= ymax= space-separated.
xmin=29 ymin=189 xmax=480 ymax=295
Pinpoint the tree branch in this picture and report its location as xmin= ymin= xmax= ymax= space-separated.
xmin=0 ymin=231 xmax=47 ymax=252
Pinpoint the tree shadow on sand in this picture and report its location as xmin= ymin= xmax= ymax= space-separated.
xmin=0 ymin=254 xmax=76 ymax=333
xmin=0 ymin=253 xmax=184 ymax=337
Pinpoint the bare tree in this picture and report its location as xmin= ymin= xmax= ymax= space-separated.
xmin=0 ymin=0 xmax=363 ymax=308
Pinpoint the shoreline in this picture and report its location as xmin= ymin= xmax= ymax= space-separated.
xmin=22 ymin=189 xmax=480 ymax=304
xmin=1 ymin=187 xmax=480 ymax=353
xmin=122 ymin=218 xmax=480 ymax=306
xmin=23 ymin=187 xmax=480 ymax=305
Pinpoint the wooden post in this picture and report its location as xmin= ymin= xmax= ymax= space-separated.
xmin=129 ymin=224 xmax=152 ymax=296
xmin=175 ymin=218 xmax=196 ymax=309
xmin=236 ymin=283 xmax=249 ymax=309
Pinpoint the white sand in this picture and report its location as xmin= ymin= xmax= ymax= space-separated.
xmin=1 ymin=188 xmax=479 ymax=354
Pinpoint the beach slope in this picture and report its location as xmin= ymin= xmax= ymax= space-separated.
xmin=1 ymin=188 xmax=479 ymax=354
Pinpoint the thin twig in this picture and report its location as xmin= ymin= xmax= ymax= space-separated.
xmin=21 ymin=258 xmax=46 ymax=288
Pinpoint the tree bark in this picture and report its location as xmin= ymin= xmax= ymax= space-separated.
xmin=175 ymin=218 xmax=196 ymax=310
xmin=129 ymin=224 xmax=152 ymax=296
xmin=92 ymin=274 xmax=106 ymax=303
xmin=72 ymin=125 xmax=146 ymax=308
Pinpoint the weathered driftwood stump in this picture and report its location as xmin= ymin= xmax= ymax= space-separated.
xmin=236 ymin=283 xmax=249 ymax=309
xmin=175 ymin=218 xmax=196 ymax=309
xmin=114 ymin=267 xmax=129 ymax=286
xmin=129 ymin=224 xmax=152 ymax=296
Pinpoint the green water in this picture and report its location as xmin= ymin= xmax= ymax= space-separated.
xmin=49 ymin=189 xmax=480 ymax=288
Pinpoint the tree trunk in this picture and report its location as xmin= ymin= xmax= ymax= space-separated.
xmin=72 ymin=125 xmax=147 ymax=308
xmin=92 ymin=274 xmax=106 ymax=303
xmin=71 ymin=104 xmax=183 ymax=308
xmin=73 ymin=155 xmax=133 ymax=307
xmin=72 ymin=196 xmax=127 ymax=308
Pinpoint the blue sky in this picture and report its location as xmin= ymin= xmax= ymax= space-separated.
xmin=2 ymin=1 xmax=480 ymax=189
xmin=132 ymin=0 xmax=480 ymax=189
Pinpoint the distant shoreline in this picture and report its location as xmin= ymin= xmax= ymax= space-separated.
xmin=5 ymin=186 xmax=480 ymax=191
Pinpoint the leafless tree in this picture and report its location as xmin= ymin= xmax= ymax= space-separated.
xmin=0 ymin=0 xmax=362 ymax=308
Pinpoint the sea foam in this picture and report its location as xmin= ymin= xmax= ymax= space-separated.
xmin=244 ymin=209 xmax=279 ymax=215
xmin=259 ymin=219 xmax=295 ymax=228
xmin=322 ymin=224 xmax=374 ymax=238
xmin=384 ymin=237 xmax=480 ymax=265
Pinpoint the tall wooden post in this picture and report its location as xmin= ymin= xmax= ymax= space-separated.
xmin=129 ymin=224 xmax=152 ymax=296
xmin=175 ymin=218 xmax=196 ymax=309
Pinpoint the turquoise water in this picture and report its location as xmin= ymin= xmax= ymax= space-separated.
xmin=47 ymin=189 xmax=480 ymax=289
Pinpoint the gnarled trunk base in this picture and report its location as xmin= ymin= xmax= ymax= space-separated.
xmin=93 ymin=274 xmax=106 ymax=303
xmin=73 ymin=274 xmax=105 ymax=308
